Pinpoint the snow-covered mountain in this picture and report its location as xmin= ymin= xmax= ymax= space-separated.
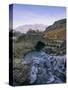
xmin=14 ymin=24 xmax=47 ymax=33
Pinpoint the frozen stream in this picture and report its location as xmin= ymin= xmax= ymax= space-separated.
xmin=22 ymin=50 xmax=66 ymax=84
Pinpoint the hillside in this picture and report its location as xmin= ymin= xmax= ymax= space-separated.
xmin=43 ymin=19 xmax=66 ymax=40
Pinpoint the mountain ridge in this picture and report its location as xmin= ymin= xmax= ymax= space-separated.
xmin=14 ymin=24 xmax=47 ymax=33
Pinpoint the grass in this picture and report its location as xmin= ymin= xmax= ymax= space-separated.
xmin=44 ymin=27 xmax=66 ymax=40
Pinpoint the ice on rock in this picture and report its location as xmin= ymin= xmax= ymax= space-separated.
xmin=29 ymin=66 xmax=38 ymax=84
xmin=22 ymin=50 xmax=66 ymax=84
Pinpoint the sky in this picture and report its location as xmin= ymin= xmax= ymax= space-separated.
xmin=9 ymin=4 xmax=66 ymax=29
